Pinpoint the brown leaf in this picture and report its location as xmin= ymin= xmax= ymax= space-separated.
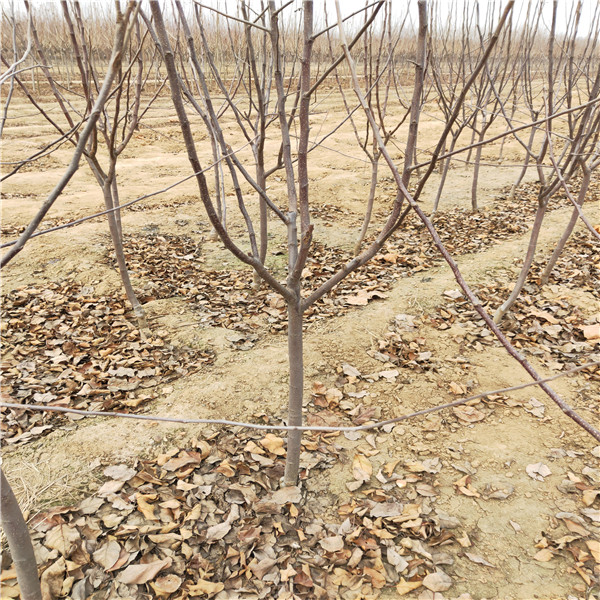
xmin=363 ymin=566 xmax=386 ymax=589
xmin=582 ymin=489 xmax=600 ymax=506
xmin=259 ymin=433 xmax=286 ymax=455
xmin=465 ymin=553 xmax=495 ymax=568
xmin=103 ymin=464 xmax=136 ymax=481
xmin=449 ymin=381 xmax=467 ymax=395
xmin=117 ymin=557 xmax=171 ymax=584
xmin=215 ymin=460 xmax=236 ymax=477
xmin=45 ymin=524 xmax=80 ymax=557
xmin=526 ymin=462 xmax=551 ymax=481
xmin=396 ymin=578 xmax=423 ymax=595
xmin=205 ymin=521 xmax=231 ymax=542
xmin=280 ymin=564 xmax=297 ymax=582
xmin=271 ymin=486 xmax=302 ymax=505
xmin=534 ymin=548 xmax=554 ymax=562
xmin=586 ymin=540 xmax=600 ymax=563
xmin=40 ymin=558 xmax=65 ymax=600
xmin=583 ymin=324 xmax=600 ymax=340
xmin=453 ymin=405 xmax=485 ymax=423
xmin=162 ymin=452 xmax=202 ymax=471
xmin=250 ymin=558 xmax=277 ymax=579
xmin=92 ymin=540 xmax=121 ymax=570
xmin=150 ymin=574 xmax=183 ymax=596
xmin=423 ymin=571 xmax=452 ymax=592
xmin=563 ymin=518 xmax=590 ymax=536
xmin=352 ymin=454 xmax=372 ymax=482
xmin=320 ymin=536 xmax=344 ymax=553
xmin=187 ymin=579 xmax=225 ymax=596
xmin=416 ymin=483 xmax=438 ymax=497
xmin=136 ymin=495 xmax=158 ymax=521
xmin=294 ymin=564 xmax=314 ymax=588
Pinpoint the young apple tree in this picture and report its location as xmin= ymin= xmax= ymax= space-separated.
xmin=148 ymin=0 xmax=426 ymax=486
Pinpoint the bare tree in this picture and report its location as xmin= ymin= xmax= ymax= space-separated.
xmin=1 ymin=2 xmax=139 ymax=270
xmin=494 ymin=0 xmax=600 ymax=323
xmin=148 ymin=0 xmax=433 ymax=485
xmin=8 ymin=1 xmax=153 ymax=331
xmin=0 ymin=2 xmax=32 ymax=138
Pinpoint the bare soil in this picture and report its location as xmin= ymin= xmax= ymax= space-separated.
xmin=2 ymin=91 xmax=600 ymax=600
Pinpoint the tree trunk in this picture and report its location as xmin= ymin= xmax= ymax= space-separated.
xmin=253 ymin=165 xmax=268 ymax=288
xmin=471 ymin=129 xmax=486 ymax=211
xmin=432 ymin=135 xmax=458 ymax=215
xmin=283 ymin=295 xmax=304 ymax=486
xmin=354 ymin=157 xmax=379 ymax=256
xmin=540 ymin=166 xmax=591 ymax=284
xmin=493 ymin=195 xmax=548 ymax=323
xmin=102 ymin=175 xmax=149 ymax=332
xmin=508 ymin=124 xmax=536 ymax=201
xmin=465 ymin=112 xmax=478 ymax=166
xmin=110 ymin=176 xmax=123 ymax=239
xmin=0 ymin=469 xmax=42 ymax=600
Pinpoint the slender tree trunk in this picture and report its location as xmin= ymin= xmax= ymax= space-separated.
xmin=102 ymin=174 xmax=149 ymax=332
xmin=253 ymin=165 xmax=268 ymax=288
xmin=110 ymin=176 xmax=123 ymax=239
xmin=493 ymin=195 xmax=548 ymax=323
xmin=465 ymin=112 xmax=478 ymax=166
xmin=432 ymin=136 xmax=458 ymax=214
xmin=258 ymin=166 xmax=268 ymax=264
xmin=354 ymin=157 xmax=379 ymax=255
xmin=437 ymin=139 xmax=446 ymax=174
xmin=541 ymin=166 xmax=591 ymax=284
xmin=0 ymin=469 xmax=42 ymax=600
xmin=283 ymin=296 xmax=304 ymax=486
xmin=471 ymin=129 xmax=486 ymax=211
xmin=508 ymin=124 xmax=536 ymax=200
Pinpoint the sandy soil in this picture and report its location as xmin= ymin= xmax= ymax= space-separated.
xmin=2 ymin=89 xmax=600 ymax=600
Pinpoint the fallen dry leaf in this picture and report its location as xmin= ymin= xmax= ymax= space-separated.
xmin=320 ymin=536 xmax=345 ymax=553
xmin=586 ymin=540 xmax=600 ymax=563
xmin=396 ymin=578 xmax=423 ymax=595
xmin=583 ymin=324 xmax=600 ymax=340
xmin=271 ymin=486 xmax=302 ymax=504
xmin=92 ymin=540 xmax=121 ymax=570
xmin=465 ymin=553 xmax=495 ymax=568
xmin=250 ymin=557 xmax=278 ymax=579
xmin=117 ymin=557 xmax=171 ymax=584
xmin=260 ymin=433 xmax=286 ymax=455
xmin=40 ymin=558 xmax=65 ymax=600
xmin=103 ymin=464 xmax=136 ymax=481
xmin=205 ymin=521 xmax=231 ymax=542
xmin=453 ymin=405 xmax=485 ymax=423
xmin=44 ymin=525 xmax=79 ymax=557
xmin=526 ymin=462 xmax=551 ymax=481
xmin=422 ymin=570 xmax=452 ymax=592
xmin=534 ymin=548 xmax=554 ymax=562
xmin=187 ymin=579 xmax=225 ymax=596
xmin=151 ymin=574 xmax=183 ymax=596
xmin=352 ymin=454 xmax=373 ymax=482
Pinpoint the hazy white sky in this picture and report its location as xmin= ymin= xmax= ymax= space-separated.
xmin=5 ymin=1 xmax=599 ymax=37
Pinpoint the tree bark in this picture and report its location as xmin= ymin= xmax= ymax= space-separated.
xmin=493 ymin=195 xmax=548 ymax=323
xmin=471 ymin=129 xmax=485 ymax=211
xmin=102 ymin=173 xmax=149 ymax=331
xmin=541 ymin=165 xmax=591 ymax=284
xmin=354 ymin=157 xmax=379 ymax=256
xmin=1 ymin=469 xmax=42 ymax=600
xmin=283 ymin=297 xmax=304 ymax=486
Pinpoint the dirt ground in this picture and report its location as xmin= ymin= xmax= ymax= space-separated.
xmin=2 ymin=89 xmax=600 ymax=600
